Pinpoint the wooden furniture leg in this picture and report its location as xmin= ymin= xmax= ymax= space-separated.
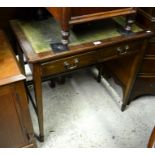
xmin=121 ymin=53 xmax=143 ymax=111
xmin=121 ymin=40 xmax=148 ymax=111
xmin=60 ymin=8 xmax=71 ymax=46
xmin=33 ymin=64 xmax=44 ymax=142
xmin=148 ymin=126 xmax=155 ymax=148
xmin=46 ymin=7 xmax=71 ymax=47
xmin=124 ymin=15 xmax=135 ymax=34
xmin=49 ymin=79 xmax=56 ymax=88
xmin=49 ymin=76 xmax=66 ymax=89
xmin=118 ymin=14 xmax=135 ymax=35
xmin=100 ymin=39 xmax=148 ymax=111
xmin=96 ymin=64 xmax=103 ymax=83
xmin=17 ymin=43 xmax=26 ymax=74
xmin=61 ymin=30 xmax=70 ymax=45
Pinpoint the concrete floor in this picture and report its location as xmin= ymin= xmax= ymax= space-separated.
xmin=28 ymin=68 xmax=155 ymax=148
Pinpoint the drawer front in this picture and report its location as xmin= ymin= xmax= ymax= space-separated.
xmin=99 ymin=40 xmax=142 ymax=62
xmin=42 ymin=40 xmax=143 ymax=77
xmin=140 ymin=57 xmax=155 ymax=74
xmin=42 ymin=51 xmax=97 ymax=76
xmin=132 ymin=76 xmax=155 ymax=98
xmin=145 ymin=41 xmax=155 ymax=56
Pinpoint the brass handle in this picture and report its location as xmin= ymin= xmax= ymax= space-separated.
xmin=117 ymin=47 xmax=125 ymax=55
xmin=117 ymin=45 xmax=130 ymax=55
xmin=124 ymin=45 xmax=130 ymax=53
xmin=64 ymin=58 xmax=79 ymax=70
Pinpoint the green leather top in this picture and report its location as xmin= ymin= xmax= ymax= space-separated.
xmin=16 ymin=16 xmax=143 ymax=53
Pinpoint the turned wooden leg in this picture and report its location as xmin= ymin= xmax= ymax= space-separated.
xmin=49 ymin=78 xmax=56 ymax=88
xmin=33 ymin=64 xmax=44 ymax=142
xmin=118 ymin=14 xmax=135 ymax=35
xmin=97 ymin=65 xmax=103 ymax=83
xmin=96 ymin=64 xmax=111 ymax=83
xmin=124 ymin=15 xmax=135 ymax=34
xmin=61 ymin=30 xmax=69 ymax=46
xmin=51 ymin=30 xmax=69 ymax=52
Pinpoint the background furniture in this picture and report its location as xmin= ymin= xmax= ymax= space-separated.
xmin=10 ymin=15 xmax=152 ymax=141
xmin=0 ymin=31 xmax=36 ymax=147
xmin=46 ymin=7 xmax=136 ymax=46
xmin=129 ymin=8 xmax=155 ymax=101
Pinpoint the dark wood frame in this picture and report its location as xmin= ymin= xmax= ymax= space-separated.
xmin=128 ymin=8 xmax=155 ymax=101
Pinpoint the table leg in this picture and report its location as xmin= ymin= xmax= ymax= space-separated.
xmin=148 ymin=126 xmax=155 ymax=148
xmin=96 ymin=64 xmax=103 ymax=83
xmin=121 ymin=39 xmax=148 ymax=111
xmin=33 ymin=64 xmax=44 ymax=142
xmin=17 ymin=43 xmax=26 ymax=75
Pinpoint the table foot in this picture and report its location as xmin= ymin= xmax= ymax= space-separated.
xmin=97 ymin=75 xmax=101 ymax=83
xmin=127 ymin=101 xmax=131 ymax=105
xmin=121 ymin=105 xmax=126 ymax=112
xmin=49 ymin=80 xmax=56 ymax=88
xmin=38 ymin=135 xmax=44 ymax=142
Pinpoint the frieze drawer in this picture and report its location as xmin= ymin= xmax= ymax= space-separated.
xmin=98 ymin=40 xmax=142 ymax=62
xmin=41 ymin=51 xmax=97 ymax=76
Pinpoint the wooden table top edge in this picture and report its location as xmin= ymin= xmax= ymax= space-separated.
xmin=10 ymin=20 xmax=154 ymax=64
xmin=0 ymin=74 xmax=26 ymax=86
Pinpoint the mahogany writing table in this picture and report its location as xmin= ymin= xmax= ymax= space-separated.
xmin=10 ymin=17 xmax=152 ymax=141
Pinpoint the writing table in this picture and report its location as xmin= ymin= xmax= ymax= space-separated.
xmin=10 ymin=17 xmax=152 ymax=141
